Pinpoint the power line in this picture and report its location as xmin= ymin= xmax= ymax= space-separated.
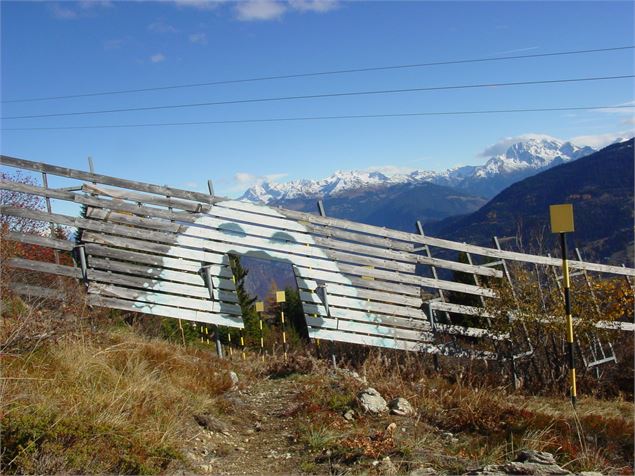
xmin=2 ymin=45 xmax=633 ymax=104
xmin=3 ymin=105 xmax=633 ymax=131
xmin=2 ymin=74 xmax=633 ymax=120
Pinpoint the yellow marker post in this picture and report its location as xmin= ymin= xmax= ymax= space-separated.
xmin=256 ymin=301 xmax=265 ymax=361
xmin=276 ymin=291 xmax=288 ymax=361
xmin=227 ymin=331 xmax=233 ymax=358
xmin=550 ymin=203 xmax=577 ymax=407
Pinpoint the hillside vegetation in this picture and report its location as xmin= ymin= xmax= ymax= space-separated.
xmin=1 ymin=297 xmax=633 ymax=475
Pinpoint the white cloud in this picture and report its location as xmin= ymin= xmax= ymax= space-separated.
xmin=595 ymin=100 xmax=635 ymax=117
xmin=235 ymin=0 xmax=287 ymax=21
xmin=172 ymin=0 xmax=223 ymax=10
xmin=478 ymin=133 xmax=561 ymax=157
xmin=49 ymin=1 xmax=112 ymax=20
xmin=189 ymin=32 xmax=208 ymax=44
xmin=233 ymin=171 xmax=288 ymax=189
xmin=50 ymin=4 xmax=78 ymax=19
xmin=170 ymin=0 xmax=338 ymax=21
xmin=568 ymin=130 xmax=634 ymax=149
xmin=148 ymin=20 xmax=178 ymax=33
xmin=150 ymin=53 xmax=166 ymax=63
xmin=288 ymin=0 xmax=338 ymax=13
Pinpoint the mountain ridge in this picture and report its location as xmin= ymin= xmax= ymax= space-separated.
xmin=240 ymin=136 xmax=596 ymax=203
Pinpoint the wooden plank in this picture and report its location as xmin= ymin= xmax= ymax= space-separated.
xmin=87 ymin=294 xmax=244 ymax=328
xmin=432 ymin=322 xmax=509 ymax=340
xmin=304 ymin=222 xmax=415 ymax=252
xmin=415 ymin=254 xmax=503 ymax=278
xmin=336 ymin=262 xmax=496 ymax=297
xmin=84 ymin=242 xmax=214 ymax=273
xmin=82 ymin=201 xmax=421 ymax=272
xmin=0 ymin=155 xmax=217 ymax=205
xmin=307 ymin=327 xmax=423 ymax=352
xmin=0 ymin=178 xmax=197 ymax=223
xmin=429 ymin=301 xmax=494 ymax=318
xmin=299 ymin=290 xmax=424 ymax=320
xmin=87 ymin=257 xmax=234 ymax=287
xmin=6 ymin=257 xmax=82 ymax=279
xmin=595 ymin=321 xmax=635 ymax=332
xmin=295 ymin=266 xmax=420 ymax=297
xmin=208 ymin=202 xmax=504 ymax=277
xmin=8 ymin=282 xmax=64 ymax=300
xmin=88 ymin=282 xmax=242 ymax=316
xmin=296 ymin=278 xmax=422 ymax=307
xmin=87 ymin=268 xmax=239 ymax=304
xmin=2 ymin=175 xmax=632 ymax=277
xmin=301 ymin=302 xmax=431 ymax=334
xmin=82 ymin=232 xmax=226 ymax=266
xmin=83 ymin=184 xmax=206 ymax=213
xmin=3 ymin=230 xmax=76 ymax=251
xmin=85 ymin=207 xmax=181 ymax=233
xmin=304 ymin=312 xmax=431 ymax=342
xmin=26 ymin=206 xmax=384 ymax=279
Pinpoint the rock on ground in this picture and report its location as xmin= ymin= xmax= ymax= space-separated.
xmin=466 ymin=450 xmax=571 ymax=475
xmin=357 ymin=387 xmax=388 ymax=414
xmin=389 ymin=397 xmax=415 ymax=416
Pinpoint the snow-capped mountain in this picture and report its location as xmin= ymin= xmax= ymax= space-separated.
xmin=240 ymin=137 xmax=597 ymax=203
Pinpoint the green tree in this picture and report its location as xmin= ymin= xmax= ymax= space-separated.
xmin=227 ymin=254 xmax=260 ymax=346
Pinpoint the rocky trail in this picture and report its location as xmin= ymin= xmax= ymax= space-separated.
xmin=185 ymin=373 xmax=309 ymax=475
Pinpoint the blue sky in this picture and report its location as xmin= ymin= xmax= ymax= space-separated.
xmin=1 ymin=0 xmax=634 ymax=197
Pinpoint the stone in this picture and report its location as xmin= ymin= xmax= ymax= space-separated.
xmin=377 ymin=456 xmax=398 ymax=476
xmin=466 ymin=450 xmax=571 ymax=475
xmin=389 ymin=397 xmax=415 ymax=416
xmin=357 ymin=387 xmax=388 ymax=414
xmin=193 ymin=414 xmax=229 ymax=433
xmin=228 ymin=371 xmax=239 ymax=387
xmin=409 ymin=468 xmax=438 ymax=476
xmin=516 ymin=450 xmax=557 ymax=465
xmin=343 ymin=409 xmax=356 ymax=421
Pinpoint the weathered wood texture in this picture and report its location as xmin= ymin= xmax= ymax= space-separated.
xmin=2 ymin=155 xmax=633 ymax=356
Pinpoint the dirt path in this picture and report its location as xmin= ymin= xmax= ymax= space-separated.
xmin=185 ymin=374 xmax=309 ymax=475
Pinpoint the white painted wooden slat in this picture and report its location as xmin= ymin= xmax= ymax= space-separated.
xmin=87 ymin=269 xmax=238 ymax=303
xmin=87 ymin=295 xmax=244 ymax=328
xmin=294 ymin=266 xmax=420 ymax=297
xmin=301 ymin=301 xmax=430 ymax=331
xmin=304 ymin=313 xmax=431 ymax=342
xmin=307 ymin=327 xmax=423 ymax=352
xmin=295 ymin=278 xmax=422 ymax=307
xmin=299 ymin=290 xmax=424 ymax=319
xmin=89 ymin=283 xmax=242 ymax=315
xmin=87 ymin=257 xmax=233 ymax=287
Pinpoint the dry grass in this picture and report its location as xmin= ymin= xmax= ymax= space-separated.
xmin=1 ymin=297 xmax=632 ymax=475
xmin=1 ymin=327 xmax=235 ymax=474
xmin=286 ymin=351 xmax=635 ymax=475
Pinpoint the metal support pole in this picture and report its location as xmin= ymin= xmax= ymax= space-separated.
xmin=75 ymin=245 xmax=88 ymax=284
xmin=415 ymin=220 xmax=448 ymax=371
xmin=200 ymin=264 xmax=223 ymax=358
xmin=560 ymin=233 xmax=577 ymax=407
xmin=317 ymin=200 xmax=336 ymax=367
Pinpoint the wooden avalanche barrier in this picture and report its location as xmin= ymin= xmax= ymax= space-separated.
xmin=1 ymin=155 xmax=633 ymax=362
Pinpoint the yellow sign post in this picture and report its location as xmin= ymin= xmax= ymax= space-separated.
xmin=276 ymin=291 xmax=288 ymax=360
xmin=549 ymin=203 xmax=577 ymax=407
xmin=255 ymin=301 xmax=265 ymax=360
